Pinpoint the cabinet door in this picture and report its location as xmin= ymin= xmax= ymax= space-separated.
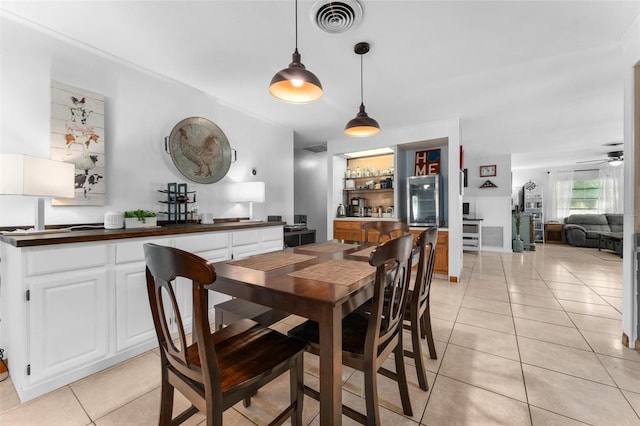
xmin=434 ymin=231 xmax=448 ymax=274
xmin=28 ymin=269 xmax=109 ymax=384
xmin=115 ymin=263 xmax=156 ymax=352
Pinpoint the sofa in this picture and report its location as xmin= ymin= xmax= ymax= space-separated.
xmin=563 ymin=214 xmax=623 ymax=247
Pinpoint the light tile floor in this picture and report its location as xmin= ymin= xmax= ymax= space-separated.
xmin=1 ymin=244 xmax=638 ymax=425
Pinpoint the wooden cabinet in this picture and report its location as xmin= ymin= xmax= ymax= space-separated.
xmin=544 ymin=223 xmax=564 ymax=244
xmin=409 ymin=228 xmax=448 ymax=275
xmin=334 ymin=220 xmax=448 ymax=275
xmin=333 ymin=220 xmax=364 ymax=241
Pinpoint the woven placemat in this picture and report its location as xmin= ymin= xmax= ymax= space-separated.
xmin=299 ymin=242 xmax=358 ymax=253
xmin=228 ymin=252 xmax=316 ymax=271
xmin=288 ymin=260 xmax=375 ymax=286
xmin=351 ymin=246 xmax=376 ymax=258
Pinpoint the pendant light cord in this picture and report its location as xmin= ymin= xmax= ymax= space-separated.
xmin=360 ymin=54 xmax=364 ymax=105
xmin=295 ymin=0 xmax=298 ymax=51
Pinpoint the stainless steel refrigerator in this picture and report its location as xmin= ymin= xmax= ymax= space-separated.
xmin=407 ymin=175 xmax=439 ymax=226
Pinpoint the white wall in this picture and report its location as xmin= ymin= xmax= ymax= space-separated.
xmin=0 ymin=16 xmax=294 ymax=227
xmin=621 ymin=15 xmax=640 ymax=346
xmin=294 ymin=148 xmax=327 ymax=242
xmin=463 ymin=154 xmax=512 ymax=251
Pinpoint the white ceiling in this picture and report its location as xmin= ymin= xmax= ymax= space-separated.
xmin=2 ymin=0 xmax=638 ymax=169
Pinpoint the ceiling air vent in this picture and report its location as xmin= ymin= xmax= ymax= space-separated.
xmin=304 ymin=144 xmax=327 ymax=153
xmin=310 ymin=0 xmax=363 ymax=34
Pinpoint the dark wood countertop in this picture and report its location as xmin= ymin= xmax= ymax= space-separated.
xmin=0 ymin=221 xmax=285 ymax=248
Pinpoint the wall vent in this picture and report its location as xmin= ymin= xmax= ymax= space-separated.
xmin=310 ymin=0 xmax=363 ymax=34
xmin=483 ymin=226 xmax=504 ymax=248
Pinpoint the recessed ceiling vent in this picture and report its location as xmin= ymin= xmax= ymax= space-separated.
xmin=310 ymin=0 xmax=363 ymax=34
xmin=304 ymin=144 xmax=327 ymax=153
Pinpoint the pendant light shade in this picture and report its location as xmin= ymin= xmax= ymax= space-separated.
xmin=344 ymin=103 xmax=380 ymax=137
xmin=345 ymin=42 xmax=379 ymax=137
xmin=269 ymin=0 xmax=323 ymax=103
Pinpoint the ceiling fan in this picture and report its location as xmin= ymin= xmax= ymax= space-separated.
xmin=576 ymin=150 xmax=624 ymax=166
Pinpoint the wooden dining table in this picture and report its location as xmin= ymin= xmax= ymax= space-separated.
xmin=209 ymin=240 xmax=382 ymax=425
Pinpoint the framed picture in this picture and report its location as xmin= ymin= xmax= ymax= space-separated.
xmin=480 ymin=165 xmax=496 ymax=177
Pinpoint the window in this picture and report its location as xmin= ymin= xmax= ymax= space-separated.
xmin=569 ymin=170 xmax=599 ymax=215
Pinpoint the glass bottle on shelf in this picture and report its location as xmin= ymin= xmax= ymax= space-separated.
xmin=345 ymin=167 xmax=351 ymax=179
xmin=356 ymin=166 xmax=361 ymax=177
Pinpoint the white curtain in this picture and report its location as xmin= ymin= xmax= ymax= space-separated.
xmin=598 ymin=166 xmax=624 ymax=213
xmin=547 ymin=170 xmax=573 ymax=221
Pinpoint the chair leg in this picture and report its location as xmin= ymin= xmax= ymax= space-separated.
xmin=158 ymin=370 xmax=174 ymax=426
xmin=364 ymin=361 xmax=381 ymax=426
xmin=422 ymin=303 xmax=437 ymax=360
xmin=412 ymin=313 xmax=429 ymax=391
xmin=394 ymin=343 xmax=413 ymax=417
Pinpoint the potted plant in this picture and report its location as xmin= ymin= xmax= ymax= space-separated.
xmin=124 ymin=209 xmax=157 ymax=228
xmin=513 ymin=211 xmax=524 ymax=253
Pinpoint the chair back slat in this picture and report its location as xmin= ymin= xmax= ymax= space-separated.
xmin=367 ymin=233 xmax=414 ymax=354
xmin=361 ymin=220 xmax=410 ymax=243
xmin=144 ymin=243 xmax=218 ymax=385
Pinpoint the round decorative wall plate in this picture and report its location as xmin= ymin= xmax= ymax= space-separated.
xmin=167 ymin=117 xmax=232 ymax=184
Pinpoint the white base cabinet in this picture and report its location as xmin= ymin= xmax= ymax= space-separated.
xmin=0 ymin=225 xmax=282 ymax=402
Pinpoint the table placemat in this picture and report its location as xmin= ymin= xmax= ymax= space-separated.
xmin=299 ymin=242 xmax=358 ymax=253
xmin=288 ymin=260 xmax=375 ymax=286
xmin=228 ymin=252 xmax=316 ymax=271
xmin=351 ymin=246 xmax=376 ymax=258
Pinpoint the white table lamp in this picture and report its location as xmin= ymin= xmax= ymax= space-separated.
xmin=236 ymin=182 xmax=265 ymax=221
xmin=0 ymin=154 xmax=75 ymax=233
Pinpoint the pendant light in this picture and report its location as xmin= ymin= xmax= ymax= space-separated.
xmin=344 ymin=42 xmax=380 ymax=137
xmin=269 ymin=0 xmax=323 ymax=104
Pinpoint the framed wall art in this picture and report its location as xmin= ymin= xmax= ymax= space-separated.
xmin=50 ymin=80 xmax=106 ymax=205
xmin=479 ymin=164 xmax=496 ymax=177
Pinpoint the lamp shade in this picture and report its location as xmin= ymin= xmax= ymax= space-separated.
xmin=269 ymin=50 xmax=323 ymax=104
xmin=344 ymin=104 xmax=381 ymax=137
xmin=236 ymin=182 xmax=266 ymax=203
xmin=0 ymin=154 xmax=75 ymax=198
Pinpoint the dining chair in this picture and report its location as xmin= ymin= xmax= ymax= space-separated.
xmin=288 ymin=233 xmax=414 ymax=425
xmin=404 ymin=227 xmax=438 ymax=391
xmin=361 ymin=220 xmax=410 ymax=243
xmin=143 ymin=243 xmax=306 ymax=426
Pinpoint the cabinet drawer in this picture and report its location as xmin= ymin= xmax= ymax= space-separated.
xmin=174 ymin=233 xmax=229 ymax=253
xmin=261 ymin=226 xmax=283 ymax=242
xmin=334 ymin=220 xmax=363 ymax=231
xmin=27 ymin=245 xmax=107 ymax=276
xmin=116 ymin=238 xmax=171 ymax=264
xmin=232 ymin=230 xmax=260 ymax=246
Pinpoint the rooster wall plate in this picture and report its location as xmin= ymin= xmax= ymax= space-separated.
xmin=167 ymin=117 xmax=233 ymax=184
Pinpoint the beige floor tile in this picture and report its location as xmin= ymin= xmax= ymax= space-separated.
xmin=422 ymin=375 xmax=530 ymax=425
xmin=401 ymin=329 xmax=446 ymax=374
xmin=602 ymin=295 xmax=623 ymax=310
xmin=545 ymin=281 xmax=594 ymax=293
xmin=568 ymin=312 xmax=622 ymax=336
xmin=506 ymin=276 xmax=548 ymax=287
xmin=513 ymin=317 xmax=590 ymax=350
xmin=461 ymin=295 xmax=512 ymax=316
xmin=95 ymin=387 xmax=206 ymax=426
xmin=589 ymin=285 xmax=624 ymax=298
xmin=559 ymin=300 xmax=622 ymax=319
xmin=71 ymin=351 xmax=161 ymax=420
xmin=598 ymin=354 xmax=640 ymax=394
xmin=537 ymin=274 xmax=582 ymax=285
xmin=0 ymin=377 xmax=21 ymax=414
xmin=449 ymin=322 xmax=520 ymax=361
xmin=623 ymin=390 xmax=640 ymax=420
xmin=529 ymin=406 xmax=589 ymax=425
xmin=507 ymin=284 xmax=553 ymax=298
xmin=523 ymin=364 xmax=640 ymax=426
xmin=430 ymin=317 xmax=455 ymax=343
xmin=577 ymin=278 xmax=623 ymax=289
xmin=518 ymin=336 xmax=615 ymax=385
xmin=581 ymin=330 xmax=640 ymax=362
xmin=456 ymin=307 xmax=515 ymax=334
xmin=464 ymin=287 xmax=510 ymax=303
xmin=438 ymin=344 xmax=526 ymax=401
xmin=550 ymin=289 xmax=609 ymax=304
xmin=428 ymin=301 xmax=460 ymax=322
xmin=511 ymin=303 xmax=573 ymax=327
xmin=0 ymin=386 xmax=90 ymax=426
xmin=509 ymin=292 xmax=562 ymax=310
